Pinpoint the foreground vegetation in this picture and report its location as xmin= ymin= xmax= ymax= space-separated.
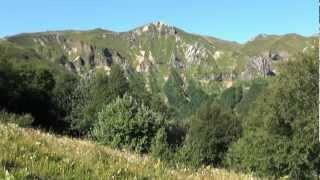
xmin=0 ymin=123 xmax=256 ymax=179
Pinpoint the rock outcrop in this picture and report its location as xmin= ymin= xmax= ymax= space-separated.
xmin=242 ymin=50 xmax=289 ymax=80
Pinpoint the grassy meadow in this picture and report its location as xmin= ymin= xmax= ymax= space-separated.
xmin=0 ymin=123 xmax=257 ymax=180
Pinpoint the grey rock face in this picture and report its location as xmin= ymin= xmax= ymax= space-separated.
xmin=243 ymin=56 xmax=271 ymax=80
xmin=241 ymin=50 xmax=289 ymax=80
xmin=184 ymin=43 xmax=208 ymax=64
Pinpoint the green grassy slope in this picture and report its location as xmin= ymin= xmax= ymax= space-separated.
xmin=241 ymin=33 xmax=316 ymax=56
xmin=0 ymin=123 xmax=258 ymax=179
xmin=4 ymin=23 xmax=241 ymax=73
xmin=5 ymin=24 xmax=314 ymax=83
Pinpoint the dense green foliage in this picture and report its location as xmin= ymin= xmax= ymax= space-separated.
xmin=186 ymin=79 xmax=209 ymax=111
xmin=219 ymin=86 xmax=243 ymax=109
xmin=0 ymin=58 xmax=76 ymax=131
xmin=225 ymin=52 xmax=319 ymax=178
xmin=67 ymin=64 xmax=132 ymax=135
xmin=92 ymin=94 xmax=165 ymax=153
xmin=164 ymin=68 xmax=210 ymax=119
xmin=164 ymin=68 xmax=189 ymax=118
xmin=67 ymin=64 xmax=171 ymax=136
xmin=177 ymin=103 xmax=241 ymax=167
xmin=235 ymin=79 xmax=268 ymax=118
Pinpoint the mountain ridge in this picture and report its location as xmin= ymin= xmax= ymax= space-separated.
xmin=2 ymin=21 xmax=316 ymax=96
xmin=3 ymin=21 xmax=314 ymax=44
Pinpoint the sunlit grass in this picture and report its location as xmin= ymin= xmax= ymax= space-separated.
xmin=0 ymin=123 xmax=258 ymax=179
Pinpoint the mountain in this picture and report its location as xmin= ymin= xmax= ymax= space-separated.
xmin=3 ymin=21 xmax=316 ymax=92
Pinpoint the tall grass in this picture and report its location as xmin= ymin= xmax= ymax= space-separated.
xmin=0 ymin=123 xmax=257 ymax=179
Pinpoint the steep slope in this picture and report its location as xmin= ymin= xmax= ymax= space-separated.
xmin=0 ymin=38 xmax=75 ymax=83
xmin=4 ymin=22 xmax=315 ymax=93
xmin=238 ymin=33 xmax=317 ymax=80
xmin=0 ymin=39 xmax=41 ymax=61
xmin=242 ymin=33 xmax=316 ymax=56
xmin=0 ymin=123 xmax=257 ymax=179
xmin=5 ymin=22 xmax=243 ymax=86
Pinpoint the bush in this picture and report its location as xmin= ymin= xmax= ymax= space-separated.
xmin=177 ymin=102 xmax=241 ymax=167
xmin=92 ymin=94 xmax=165 ymax=153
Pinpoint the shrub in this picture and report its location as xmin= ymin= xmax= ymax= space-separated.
xmin=177 ymin=102 xmax=242 ymax=167
xmin=92 ymin=94 xmax=164 ymax=153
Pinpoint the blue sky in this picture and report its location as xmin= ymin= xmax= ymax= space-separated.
xmin=0 ymin=0 xmax=317 ymax=43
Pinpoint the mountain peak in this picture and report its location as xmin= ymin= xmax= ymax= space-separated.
xmin=250 ymin=33 xmax=270 ymax=41
xmin=151 ymin=21 xmax=170 ymax=27
xmin=141 ymin=21 xmax=173 ymax=30
xmin=132 ymin=21 xmax=178 ymax=36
